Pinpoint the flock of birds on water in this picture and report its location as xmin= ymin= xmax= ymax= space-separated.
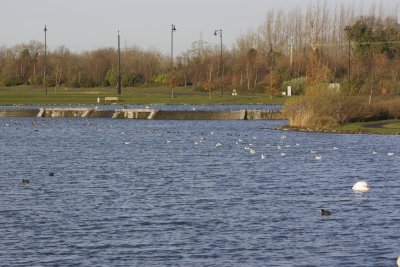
xmin=4 ymin=118 xmax=396 ymax=198
xmin=8 ymin=118 xmax=395 ymax=208
xmin=4 ymin=117 xmax=400 ymax=265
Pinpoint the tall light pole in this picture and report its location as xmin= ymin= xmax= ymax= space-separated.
xmin=44 ymin=25 xmax=48 ymax=96
xmin=117 ymin=30 xmax=121 ymax=95
xmin=214 ymin=29 xmax=223 ymax=95
xmin=171 ymin=24 xmax=176 ymax=99
xmin=171 ymin=24 xmax=176 ymax=71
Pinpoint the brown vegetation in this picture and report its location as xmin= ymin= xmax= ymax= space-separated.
xmin=0 ymin=2 xmax=399 ymax=106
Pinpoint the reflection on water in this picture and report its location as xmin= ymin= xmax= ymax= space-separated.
xmin=1 ymin=117 xmax=399 ymax=266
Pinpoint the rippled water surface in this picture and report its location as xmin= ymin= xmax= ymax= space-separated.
xmin=1 ymin=117 xmax=400 ymax=266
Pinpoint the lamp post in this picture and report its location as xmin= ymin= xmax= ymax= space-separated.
xmin=171 ymin=24 xmax=176 ymax=71
xmin=117 ymin=30 xmax=121 ymax=95
xmin=214 ymin=29 xmax=223 ymax=95
xmin=171 ymin=24 xmax=176 ymax=99
xmin=44 ymin=25 xmax=47 ymax=95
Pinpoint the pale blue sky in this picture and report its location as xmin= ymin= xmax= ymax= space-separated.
xmin=1 ymin=0 xmax=399 ymax=55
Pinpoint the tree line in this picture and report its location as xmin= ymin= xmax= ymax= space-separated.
xmin=1 ymin=2 xmax=399 ymax=96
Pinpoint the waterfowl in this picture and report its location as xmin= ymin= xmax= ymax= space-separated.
xmin=48 ymin=172 xmax=54 ymax=176
xmin=21 ymin=179 xmax=30 ymax=184
xmin=321 ymin=209 xmax=332 ymax=216
xmin=352 ymin=181 xmax=369 ymax=192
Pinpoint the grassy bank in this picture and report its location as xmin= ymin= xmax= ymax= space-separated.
xmin=0 ymin=85 xmax=286 ymax=106
xmin=333 ymin=119 xmax=400 ymax=134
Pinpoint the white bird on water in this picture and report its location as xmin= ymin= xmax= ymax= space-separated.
xmin=315 ymin=155 xmax=322 ymax=160
xmin=261 ymin=154 xmax=266 ymax=159
xmin=215 ymin=143 xmax=222 ymax=147
xmin=352 ymin=181 xmax=369 ymax=192
xmin=388 ymin=152 xmax=395 ymax=156
xmin=250 ymin=149 xmax=256 ymax=154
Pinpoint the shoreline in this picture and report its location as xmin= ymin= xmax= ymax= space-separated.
xmin=0 ymin=108 xmax=285 ymax=121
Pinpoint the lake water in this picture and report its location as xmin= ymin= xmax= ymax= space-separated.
xmin=1 ymin=115 xmax=400 ymax=266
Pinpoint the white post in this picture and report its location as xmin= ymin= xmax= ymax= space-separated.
xmin=287 ymin=86 xmax=292 ymax=96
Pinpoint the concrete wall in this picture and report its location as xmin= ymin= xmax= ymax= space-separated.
xmin=0 ymin=109 xmax=39 ymax=117
xmin=153 ymin=110 xmax=246 ymax=120
xmin=246 ymin=110 xmax=284 ymax=120
xmin=0 ymin=108 xmax=285 ymax=120
xmin=113 ymin=109 xmax=153 ymax=119
xmin=42 ymin=108 xmax=94 ymax=118
xmin=87 ymin=110 xmax=115 ymax=118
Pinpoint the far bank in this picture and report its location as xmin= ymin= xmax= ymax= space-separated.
xmin=0 ymin=85 xmax=287 ymax=106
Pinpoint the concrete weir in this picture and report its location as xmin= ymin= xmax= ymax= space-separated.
xmin=0 ymin=108 xmax=284 ymax=120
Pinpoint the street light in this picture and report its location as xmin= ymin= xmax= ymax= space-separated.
xmin=214 ymin=29 xmax=223 ymax=95
xmin=117 ymin=30 xmax=121 ymax=95
xmin=171 ymin=24 xmax=176 ymax=99
xmin=171 ymin=24 xmax=176 ymax=70
xmin=44 ymin=25 xmax=47 ymax=95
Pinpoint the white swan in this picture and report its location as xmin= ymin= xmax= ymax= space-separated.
xmin=352 ymin=181 xmax=369 ymax=192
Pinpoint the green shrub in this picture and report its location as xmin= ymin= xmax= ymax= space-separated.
xmin=28 ymin=75 xmax=40 ymax=85
xmin=4 ymin=76 xmax=24 ymax=87
xmin=123 ymin=73 xmax=142 ymax=87
xmin=281 ymin=76 xmax=307 ymax=95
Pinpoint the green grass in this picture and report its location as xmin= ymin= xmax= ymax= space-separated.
xmin=334 ymin=119 xmax=400 ymax=134
xmin=0 ymin=85 xmax=286 ymax=106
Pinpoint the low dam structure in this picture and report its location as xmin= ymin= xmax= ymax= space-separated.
xmin=0 ymin=108 xmax=284 ymax=120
